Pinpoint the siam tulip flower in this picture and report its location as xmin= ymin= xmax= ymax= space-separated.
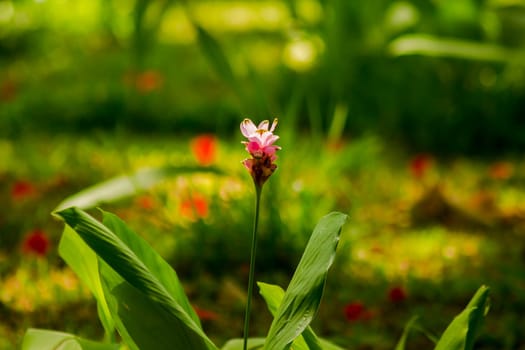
xmin=240 ymin=118 xmax=281 ymax=188
xmin=240 ymin=118 xmax=281 ymax=349
xmin=192 ymin=134 xmax=216 ymax=166
xmin=22 ymin=229 xmax=50 ymax=257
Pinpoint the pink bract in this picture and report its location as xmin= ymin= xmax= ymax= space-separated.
xmin=240 ymin=118 xmax=281 ymax=187
xmin=240 ymin=118 xmax=281 ymax=158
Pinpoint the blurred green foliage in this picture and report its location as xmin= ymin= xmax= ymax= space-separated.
xmin=1 ymin=0 xmax=525 ymax=154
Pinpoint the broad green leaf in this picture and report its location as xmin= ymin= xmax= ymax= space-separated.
xmin=264 ymin=212 xmax=347 ymax=350
xmin=55 ymin=166 xmax=221 ymax=211
xmin=21 ymin=329 xmax=119 ymax=350
xmin=59 ymin=226 xmax=115 ymax=338
xmin=101 ymin=210 xmax=200 ymax=326
xmin=258 ymin=282 xmax=310 ymax=350
xmin=221 ymin=338 xmax=266 ymax=350
xmin=394 ymin=316 xmax=419 ymax=350
xmin=99 ymin=262 xmax=207 ymax=350
xmin=258 ymin=282 xmax=344 ymax=350
xmin=389 ymin=34 xmax=525 ymax=62
xmin=434 ymin=285 xmax=490 ymax=350
xmin=55 ymin=207 xmax=218 ymax=350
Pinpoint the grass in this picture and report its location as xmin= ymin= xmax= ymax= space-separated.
xmin=1 ymin=131 xmax=525 ymax=349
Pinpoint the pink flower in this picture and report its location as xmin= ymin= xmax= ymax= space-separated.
xmin=240 ymin=118 xmax=281 ymax=187
xmin=191 ymin=134 xmax=216 ymax=166
xmin=22 ymin=229 xmax=50 ymax=257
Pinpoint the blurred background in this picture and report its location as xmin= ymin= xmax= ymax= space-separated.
xmin=2 ymin=0 xmax=525 ymax=349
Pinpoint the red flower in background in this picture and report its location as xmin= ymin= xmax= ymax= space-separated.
xmin=22 ymin=229 xmax=50 ymax=257
xmin=388 ymin=286 xmax=407 ymax=303
xmin=180 ymin=193 xmax=209 ymax=219
xmin=344 ymin=301 xmax=365 ymax=321
xmin=123 ymin=70 xmax=163 ymax=94
xmin=135 ymin=70 xmax=163 ymax=93
xmin=344 ymin=301 xmax=375 ymax=322
xmin=410 ymin=154 xmax=432 ymax=179
xmin=489 ymin=162 xmax=514 ymax=180
xmin=0 ymin=79 xmax=17 ymax=102
xmin=11 ymin=180 xmax=36 ymax=200
xmin=193 ymin=305 xmax=219 ymax=321
xmin=136 ymin=195 xmax=156 ymax=210
xmin=191 ymin=135 xmax=216 ymax=166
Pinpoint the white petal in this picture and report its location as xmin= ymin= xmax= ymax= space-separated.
xmin=269 ymin=118 xmax=278 ymax=132
xmin=263 ymin=134 xmax=279 ymax=146
xmin=240 ymin=119 xmax=257 ymax=137
xmin=257 ymin=120 xmax=270 ymax=131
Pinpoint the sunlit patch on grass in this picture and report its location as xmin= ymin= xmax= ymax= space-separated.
xmin=349 ymin=227 xmax=492 ymax=281
xmin=0 ymin=267 xmax=89 ymax=312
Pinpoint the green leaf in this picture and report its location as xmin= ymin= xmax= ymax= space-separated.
xmin=193 ymin=24 xmax=241 ymax=97
xmin=21 ymin=329 xmax=119 ymax=350
xmin=394 ymin=316 xmax=419 ymax=350
xmin=221 ymin=338 xmax=266 ymax=350
xmin=434 ymin=285 xmax=490 ymax=350
xmin=58 ymin=226 xmax=115 ymax=338
xmin=98 ymin=265 xmax=140 ymax=350
xmin=55 ymin=207 xmax=218 ymax=350
xmin=388 ymin=34 xmax=525 ymax=62
xmin=264 ymin=212 xmax=347 ymax=350
xmin=258 ymin=282 xmax=344 ymax=350
xmin=99 ymin=262 xmax=207 ymax=350
xmin=101 ymin=210 xmax=200 ymax=326
xmin=55 ymin=166 xmax=221 ymax=211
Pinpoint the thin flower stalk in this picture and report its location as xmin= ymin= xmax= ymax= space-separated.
xmin=240 ymin=118 xmax=280 ymax=350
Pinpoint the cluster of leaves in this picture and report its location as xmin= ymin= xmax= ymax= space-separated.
xmin=21 ymin=205 xmax=489 ymax=350
xmin=22 ymin=208 xmax=347 ymax=350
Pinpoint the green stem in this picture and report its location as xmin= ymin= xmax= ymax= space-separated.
xmin=243 ymin=184 xmax=262 ymax=350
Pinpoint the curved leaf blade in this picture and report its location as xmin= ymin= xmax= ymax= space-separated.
xmin=99 ymin=261 xmax=207 ymax=350
xmin=55 ymin=166 xmax=221 ymax=211
xmin=389 ymin=34 xmax=525 ymax=62
xmin=55 ymin=207 xmax=218 ymax=350
xmin=101 ymin=210 xmax=201 ymax=326
xmin=193 ymin=24 xmax=241 ymax=96
xmin=434 ymin=285 xmax=490 ymax=350
xmin=58 ymin=226 xmax=115 ymax=338
xmin=394 ymin=316 xmax=420 ymax=350
xmin=21 ymin=329 xmax=119 ymax=350
xmin=258 ymin=282 xmax=344 ymax=350
xmin=221 ymin=338 xmax=266 ymax=350
xmin=264 ymin=212 xmax=347 ymax=350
